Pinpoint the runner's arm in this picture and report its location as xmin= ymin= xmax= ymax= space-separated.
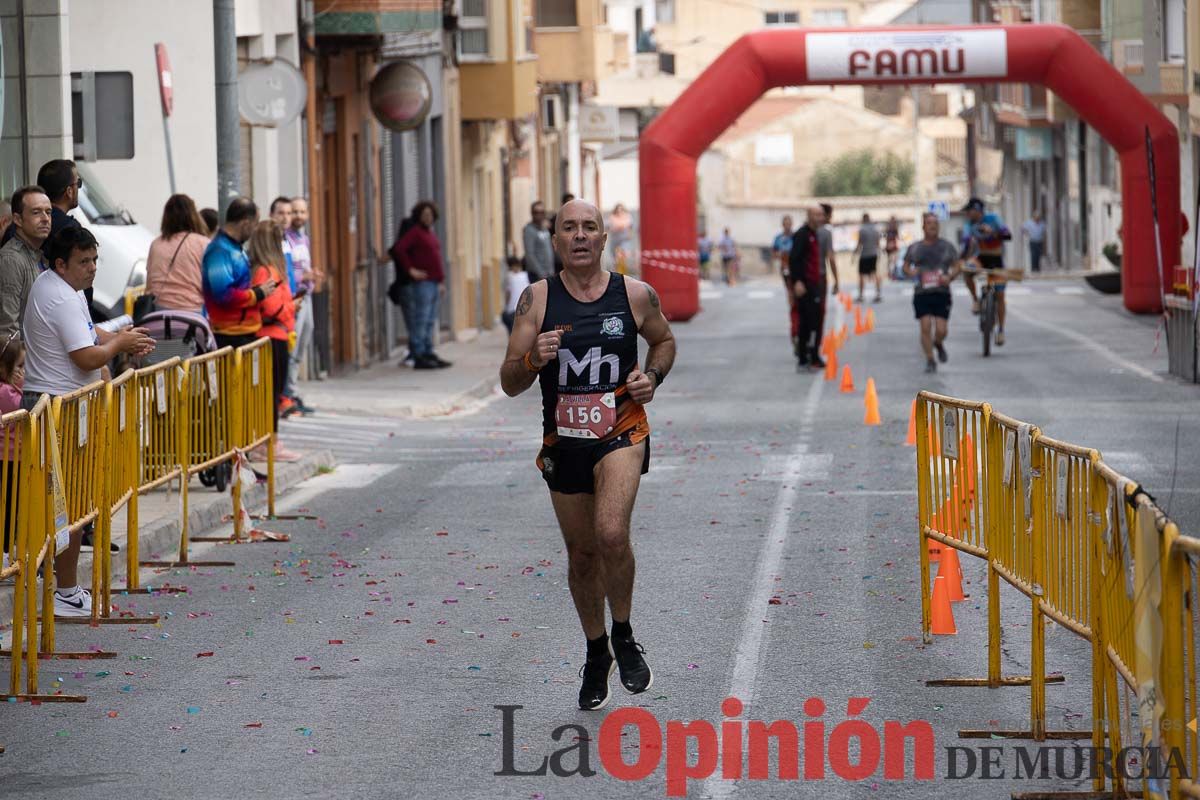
xmin=825 ymin=247 xmax=840 ymax=294
xmin=627 ymin=280 xmax=675 ymax=404
xmin=499 ymin=281 xmax=557 ymax=397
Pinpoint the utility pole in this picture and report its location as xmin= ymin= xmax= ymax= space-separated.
xmin=214 ymin=0 xmax=239 ymax=219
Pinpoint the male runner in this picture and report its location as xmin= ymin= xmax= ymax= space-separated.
xmin=772 ymin=215 xmax=797 ymax=349
xmin=499 ymin=199 xmax=676 ymax=711
xmin=852 ymin=213 xmax=882 ymax=304
xmin=960 ymin=197 xmax=1012 ymax=345
xmin=903 ymin=213 xmax=962 ymax=373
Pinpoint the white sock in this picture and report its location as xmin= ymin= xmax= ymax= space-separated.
xmin=55 ymin=585 xmax=80 ymax=597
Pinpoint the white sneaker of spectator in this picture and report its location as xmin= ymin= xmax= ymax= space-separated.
xmin=53 ymin=585 xmax=93 ymax=617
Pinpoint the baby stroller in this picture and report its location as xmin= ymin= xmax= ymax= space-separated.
xmin=134 ymin=310 xmax=231 ymax=492
xmin=136 ymin=309 xmax=218 ymax=366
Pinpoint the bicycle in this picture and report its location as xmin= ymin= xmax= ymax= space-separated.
xmin=961 ymin=262 xmax=1024 ymax=357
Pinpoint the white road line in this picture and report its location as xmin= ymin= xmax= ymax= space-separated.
xmin=747 ymin=290 xmax=776 ymax=300
xmin=703 ymin=301 xmax=841 ymax=800
xmin=1008 ymin=308 xmax=1165 ymax=383
xmin=1054 ymin=286 xmax=1086 ymax=295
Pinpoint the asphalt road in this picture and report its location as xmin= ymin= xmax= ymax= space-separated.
xmin=2 ymin=275 xmax=1196 ymax=800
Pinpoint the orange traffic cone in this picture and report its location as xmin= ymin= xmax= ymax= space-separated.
xmin=930 ymin=574 xmax=957 ymax=635
xmin=904 ymin=400 xmax=917 ymax=446
xmin=927 ymin=532 xmax=942 ymax=562
xmin=839 ymin=323 xmax=849 ymax=346
xmin=842 ymin=294 xmax=853 ymax=313
xmin=839 ymin=365 xmax=855 ymax=394
xmin=853 ymin=306 xmax=865 ymax=334
xmin=863 ymin=378 xmax=881 ymax=425
xmin=824 ymin=349 xmax=838 ymax=381
xmin=941 ymin=545 xmax=965 ymax=602
xmin=865 ymin=308 xmax=876 ymax=332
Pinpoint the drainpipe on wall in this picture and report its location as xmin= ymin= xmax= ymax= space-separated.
xmin=566 ymin=83 xmax=582 ymax=198
xmin=213 ymin=0 xmax=240 ymax=218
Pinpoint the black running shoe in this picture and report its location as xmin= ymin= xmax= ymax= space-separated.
xmin=935 ymin=342 xmax=948 ymax=363
xmin=610 ymin=636 xmax=653 ymax=694
xmin=577 ymin=650 xmax=615 ymax=710
xmin=809 ymin=354 xmax=826 ymax=369
xmin=925 ymin=359 xmax=937 ymax=373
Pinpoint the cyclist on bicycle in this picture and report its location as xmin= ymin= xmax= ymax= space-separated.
xmin=960 ymin=197 xmax=1012 ymax=346
xmin=903 ymin=213 xmax=962 ymax=373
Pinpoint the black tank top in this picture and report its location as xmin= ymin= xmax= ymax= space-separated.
xmin=538 ymin=273 xmax=641 ymax=448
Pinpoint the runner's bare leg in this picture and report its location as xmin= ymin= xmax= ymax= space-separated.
xmin=551 ymin=492 xmax=606 ymax=640
xmin=919 ymin=316 xmax=935 ymax=361
xmin=591 ymin=440 xmax=646 ymax=623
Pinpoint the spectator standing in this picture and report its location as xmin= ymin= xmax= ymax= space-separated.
xmin=200 ymin=207 xmax=219 ymax=237
xmin=1 ymin=334 xmax=24 ymax=565
xmin=697 ymin=230 xmax=713 ymax=281
xmin=550 ymin=194 xmax=574 ymax=275
xmin=501 ymin=255 xmax=530 ymax=333
xmin=246 ymin=221 xmax=301 ymax=459
xmin=789 ymin=205 xmax=840 ymax=369
xmin=145 ymin=194 xmax=208 ymax=313
xmin=523 ymin=201 xmax=554 ymax=281
xmin=884 ymin=216 xmax=901 ymax=278
xmin=1 ymin=161 xmax=82 ymax=261
xmin=608 ymin=203 xmax=634 ymax=274
xmin=0 ymin=201 xmax=11 ymax=237
xmin=1022 ymin=211 xmax=1046 ymax=272
xmin=270 ymin=197 xmax=298 ymax=295
xmin=853 ymin=212 xmax=882 ymax=303
xmin=394 ymin=201 xmax=451 ymax=370
xmin=21 ymin=227 xmax=154 ymax=615
xmin=284 ymin=197 xmax=316 ymax=414
xmin=718 ymin=227 xmax=738 ymax=285
xmin=202 ymin=197 xmax=276 ymax=349
xmin=0 ymin=187 xmax=53 ymax=340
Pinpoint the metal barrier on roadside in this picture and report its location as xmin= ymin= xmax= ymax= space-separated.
xmin=236 ymin=338 xmax=276 ymax=525
xmin=102 ymin=368 xmax=139 ymax=609
xmin=2 ymin=396 xmax=103 ymax=703
xmin=137 ymin=352 xmax=235 ymax=569
xmin=917 ymin=390 xmax=1198 ymax=799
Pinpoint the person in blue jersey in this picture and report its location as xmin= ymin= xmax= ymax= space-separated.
xmin=961 ymin=197 xmax=1013 ymax=345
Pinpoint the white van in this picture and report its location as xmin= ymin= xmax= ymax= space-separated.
xmin=69 ymin=165 xmax=152 ymax=319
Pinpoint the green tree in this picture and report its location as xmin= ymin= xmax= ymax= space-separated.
xmin=810 ymin=149 xmax=913 ymax=197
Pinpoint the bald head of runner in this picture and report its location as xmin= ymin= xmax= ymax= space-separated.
xmin=806 ymin=204 xmax=823 ymax=227
xmin=554 ymin=199 xmax=608 ymax=274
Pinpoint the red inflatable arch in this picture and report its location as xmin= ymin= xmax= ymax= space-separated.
xmin=639 ymin=25 xmax=1179 ymax=320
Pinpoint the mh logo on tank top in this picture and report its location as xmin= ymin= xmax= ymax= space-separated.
xmin=556 ymin=346 xmax=619 ymax=439
xmin=539 ymin=274 xmax=640 ymax=446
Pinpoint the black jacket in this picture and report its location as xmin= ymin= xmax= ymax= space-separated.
xmin=788 ymin=224 xmax=822 ymax=286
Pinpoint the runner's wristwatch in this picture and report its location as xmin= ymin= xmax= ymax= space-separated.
xmin=645 ymin=367 xmax=664 ymax=387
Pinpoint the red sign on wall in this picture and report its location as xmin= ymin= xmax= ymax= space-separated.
xmin=155 ymin=43 xmax=173 ymax=117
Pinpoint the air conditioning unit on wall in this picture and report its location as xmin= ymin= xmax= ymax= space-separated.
xmin=542 ymin=94 xmax=564 ymax=132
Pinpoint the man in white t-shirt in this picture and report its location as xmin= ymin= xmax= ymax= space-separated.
xmin=502 ymin=255 xmax=530 ymax=333
xmin=21 ymin=226 xmax=155 ymax=616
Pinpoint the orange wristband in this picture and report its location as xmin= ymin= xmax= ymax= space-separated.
xmin=524 ymin=352 xmax=541 ymax=373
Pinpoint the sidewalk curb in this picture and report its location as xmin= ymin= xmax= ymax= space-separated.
xmin=403 ymin=375 xmax=500 ymax=418
xmin=316 ymin=375 xmax=501 ymax=419
xmin=0 ymin=449 xmax=335 ymax=632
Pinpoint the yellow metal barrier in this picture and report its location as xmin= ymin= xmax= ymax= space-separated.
xmin=235 ymin=338 xmax=276 ymax=526
xmin=138 ymin=350 xmax=236 ymax=568
xmin=103 ymin=368 xmax=138 ymax=607
xmin=123 ymin=285 xmax=145 ymax=318
xmin=2 ymin=396 xmax=103 ymax=703
xmin=918 ymin=392 xmax=1198 ymax=799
